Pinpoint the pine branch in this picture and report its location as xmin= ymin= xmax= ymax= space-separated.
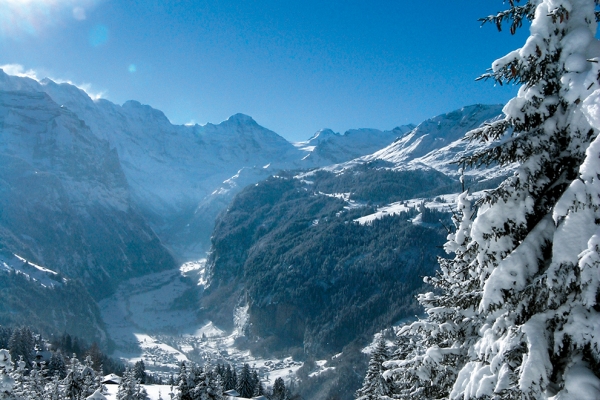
xmin=479 ymin=2 xmax=536 ymax=35
xmin=463 ymin=119 xmax=510 ymax=142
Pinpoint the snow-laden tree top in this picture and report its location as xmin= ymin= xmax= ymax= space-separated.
xmin=376 ymin=1 xmax=600 ymax=399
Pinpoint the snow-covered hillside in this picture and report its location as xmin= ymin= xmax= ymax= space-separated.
xmin=0 ymin=69 xmax=418 ymax=259
xmin=99 ymin=264 xmax=303 ymax=389
xmin=295 ymin=125 xmax=414 ymax=165
xmin=326 ymin=104 xmax=507 ymax=180
xmin=0 ymin=252 xmax=64 ymax=288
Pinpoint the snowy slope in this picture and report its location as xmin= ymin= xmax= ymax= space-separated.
xmin=99 ymin=265 xmax=303 ymax=387
xmin=324 ymin=104 xmax=508 ymax=180
xmin=0 ymin=252 xmax=64 ymax=288
xmin=295 ymin=125 xmax=414 ymax=165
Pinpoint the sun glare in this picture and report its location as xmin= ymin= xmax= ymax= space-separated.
xmin=0 ymin=0 xmax=98 ymax=37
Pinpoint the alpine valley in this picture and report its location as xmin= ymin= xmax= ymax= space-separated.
xmin=0 ymin=69 xmax=508 ymax=399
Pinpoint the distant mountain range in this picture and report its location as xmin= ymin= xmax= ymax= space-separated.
xmin=0 ymin=67 xmax=508 ymax=364
xmin=0 ymin=69 xmax=419 ymax=260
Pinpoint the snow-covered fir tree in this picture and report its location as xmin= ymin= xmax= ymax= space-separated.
xmin=271 ymin=377 xmax=286 ymax=400
xmin=222 ymin=364 xmax=235 ymax=391
xmin=8 ymin=328 xmax=33 ymax=369
xmin=236 ymin=364 xmax=254 ymax=398
xmin=383 ymin=0 xmax=600 ymax=399
xmin=0 ymin=350 xmax=15 ymax=400
xmin=252 ymin=376 xmax=265 ymax=398
xmin=355 ymin=336 xmax=392 ymax=400
xmin=175 ymin=362 xmax=194 ymax=400
xmin=48 ymin=351 xmax=67 ymax=379
xmin=174 ymin=361 xmax=225 ymax=400
xmin=133 ymin=361 xmax=146 ymax=385
xmin=117 ymin=367 xmax=147 ymax=400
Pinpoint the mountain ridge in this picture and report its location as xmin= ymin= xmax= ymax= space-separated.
xmin=0 ymin=68 xmax=426 ymax=259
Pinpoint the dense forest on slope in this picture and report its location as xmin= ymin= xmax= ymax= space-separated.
xmin=204 ymin=167 xmax=453 ymax=357
xmin=0 ymin=267 xmax=106 ymax=345
xmin=307 ymin=162 xmax=454 ymax=203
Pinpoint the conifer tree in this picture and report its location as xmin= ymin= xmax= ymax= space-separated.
xmin=8 ymin=328 xmax=33 ymax=368
xmin=251 ymin=370 xmax=260 ymax=393
xmin=236 ymin=363 xmax=254 ymax=398
xmin=86 ymin=343 xmax=104 ymax=374
xmin=253 ymin=377 xmax=265 ymax=398
xmin=24 ymin=362 xmax=47 ymax=399
xmin=206 ymin=371 xmax=224 ymax=400
xmin=81 ymin=355 xmax=101 ymax=399
xmin=63 ymin=355 xmax=82 ymax=400
xmin=231 ymin=369 xmax=238 ymax=393
xmin=0 ymin=328 xmax=12 ymax=351
xmin=0 ymin=350 xmax=15 ymax=400
xmin=385 ymin=0 xmax=600 ymax=398
xmin=271 ymin=377 xmax=286 ymax=400
xmin=117 ymin=368 xmax=147 ymax=400
xmin=133 ymin=360 xmax=146 ymax=385
xmin=48 ymin=351 xmax=67 ymax=379
xmin=176 ymin=362 xmax=194 ymax=400
xmin=46 ymin=375 xmax=62 ymax=400
xmin=190 ymin=365 xmax=208 ymax=400
xmin=355 ymin=336 xmax=392 ymax=400
xmin=222 ymin=364 xmax=234 ymax=391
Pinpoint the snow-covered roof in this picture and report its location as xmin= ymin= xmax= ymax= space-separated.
xmin=224 ymin=389 xmax=268 ymax=399
xmin=102 ymin=374 xmax=121 ymax=384
xmin=86 ymin=389 xmax=107 ymax=400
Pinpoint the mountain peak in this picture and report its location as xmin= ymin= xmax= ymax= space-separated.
xmin=226 ymin=113 xmax=256 ymax=124
xmin=307 ymin=128 xmax=338 ymax=142
xmin=121 ymin=100 xmax=171 ymax=123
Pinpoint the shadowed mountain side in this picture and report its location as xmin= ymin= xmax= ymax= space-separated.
xmin=0 ymin=91 xmax=176 ymax=298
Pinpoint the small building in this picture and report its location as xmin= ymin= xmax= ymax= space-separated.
xmin=224 ymin=389 xmax=240 ymax=399
xmin=102 ymin=373 xmax=122 ymax=385
xmin=223 ymin=390 xmax=268 ymax=400
xmin=86 ymin=389 xmax=107 ymax=400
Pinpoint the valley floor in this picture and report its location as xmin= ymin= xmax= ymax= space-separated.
xmin=99 ymin=262 xmax=304 ymax=387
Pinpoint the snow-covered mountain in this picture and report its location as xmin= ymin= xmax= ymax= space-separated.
xmin=332 ymin=104 xmax=507 ymax=180
xmin=295 ymin=125 xmax=414 ymax=165
xmin=203 ymin=102 xmax=511 ymax=356
xmin=0 ymin=89 xmax=176 ymax=297
xmin=0 ymin=67 xmax=512 ymax=363
xmin=0 ymin=70 xmax=301 ymax=258
xmin=0 ymin=68 xmax=507 ymax=281
xmin=0 ymin=69 xmax=418 ymax=259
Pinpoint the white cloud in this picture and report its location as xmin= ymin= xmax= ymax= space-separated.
xmin=0 ymin=63 xmax=106 ymax=100
xmin=0 ymin=0 xmax=98 ymax=36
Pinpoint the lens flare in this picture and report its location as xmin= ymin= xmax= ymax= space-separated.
xmin=0 ymin=0 xmax=98 ymax=37
xmin=73 ymin=6 xmax=86 ymax=21
xmin=89 ymin=24 xmax=108 ymax=46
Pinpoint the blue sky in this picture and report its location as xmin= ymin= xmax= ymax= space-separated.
xmin=0 ymin=0 xmax=528 ymax=142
